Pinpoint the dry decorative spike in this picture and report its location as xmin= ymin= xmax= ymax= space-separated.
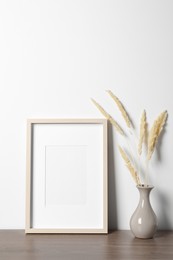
xmin=107 ymin=90 xmax=131 ymax=128
xmin=147 ymin=111 xmax=168 ymax=160
xmin=118 ymin=146 xmax=140 ymax=185
xmin=91 ymin=91 xmax=168 ymax=186
xmin=138 ymin=110 xmax=147 ymax=155
xmin=91 ymin=98 xmax=124 ymax=135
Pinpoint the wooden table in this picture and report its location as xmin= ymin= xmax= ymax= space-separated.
xmin=0 ymin=230 xmax=172 ymax=260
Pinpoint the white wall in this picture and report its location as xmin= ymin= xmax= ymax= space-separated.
xmin=0 ymin=0 xmax=173 ymax=230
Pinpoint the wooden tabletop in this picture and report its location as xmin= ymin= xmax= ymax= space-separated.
xmin=0 ymin=230 xmax=173 ymax=260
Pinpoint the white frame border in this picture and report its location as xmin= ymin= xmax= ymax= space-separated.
xmin=25 ymin=119 xmax=108 ymax=234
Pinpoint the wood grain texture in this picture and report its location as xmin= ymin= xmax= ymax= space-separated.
xmin=0 ymin=230 xmax=173 ymax=260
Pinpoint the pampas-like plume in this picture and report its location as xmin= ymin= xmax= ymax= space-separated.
xmin=138 ymin=110 xmax=147 ymax=155
xmin=91 ymin=98 xmax=124 ymax=135
xmin=147 ymin=111 xmax=168 ymax=160
xmin=118 ymin=146 xmax=140 ymax=185
xmin=107 ymin=90 xmax=131 ymax=128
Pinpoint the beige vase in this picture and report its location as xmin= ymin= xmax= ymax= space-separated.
xmin=130 ymin=185 xmax=157 ymax=239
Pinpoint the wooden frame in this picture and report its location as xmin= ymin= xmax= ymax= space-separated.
xmin=26 ymin=119 xmax=108 ymax=234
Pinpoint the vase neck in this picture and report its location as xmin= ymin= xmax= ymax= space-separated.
xmin=136 ymin=187 xmax=153 ymax=209
xmin=137 ymin=186 xmax=153 ymax=200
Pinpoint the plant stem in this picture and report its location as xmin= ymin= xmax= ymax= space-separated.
xmin=129 ymin=128 xmax=142 ymax=182
xmin=145 ymin=159 xmax=149 ymax=186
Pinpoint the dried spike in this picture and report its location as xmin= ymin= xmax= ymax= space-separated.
xmin=108 ymin=117 xmax=124 ymax=135
xmin=138 ymin=110 xmax=147 ymax=155
xmin=118 ymin=146 xmax=140 ymax=185
xmin=91 ymin=98 xmax=110 ymax=118
xmin=107 ymin=90 xmax=131 ymax=128
xmin=147 ymin=111 xmax=168 ymax=160
xmin=91 ymin=98 xmax=124 ymax=135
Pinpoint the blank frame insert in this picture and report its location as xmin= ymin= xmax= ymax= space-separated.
xmin=26 ymin=119 xmax=107 ymax=233
xmin=45 ymin=145 xmax=87 ymax=206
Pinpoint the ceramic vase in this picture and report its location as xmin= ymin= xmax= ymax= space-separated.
xmin=130 ymin=185 xmax=157 ymax=239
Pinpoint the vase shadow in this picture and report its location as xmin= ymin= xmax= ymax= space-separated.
xmin=108 ymin=123 xmax=118 ymax=231
xmin=155 ymin=189 xmax=172 ymax=230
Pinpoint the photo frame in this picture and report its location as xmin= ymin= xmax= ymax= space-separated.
xmin=26 ymin=119 xmax=108 ymax=233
